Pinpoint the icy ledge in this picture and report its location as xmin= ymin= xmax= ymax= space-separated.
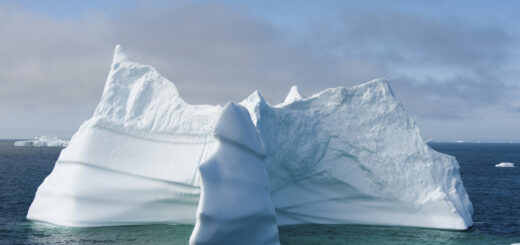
xmin=241 ymin=79 xmax=473 ymax=230
xmin=14 ymin=136 xmax=69 ymax=147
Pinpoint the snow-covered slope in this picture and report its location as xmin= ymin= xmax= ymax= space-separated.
xmin=14 ymin=136 xmax=69 ymax=147
xmin=240 ymin=80 xmax=473 ymax=230
xmin=27 ymin=46 xmax=222 ymax=226
xmin=190 ymin=103 xmax=280 ymax=245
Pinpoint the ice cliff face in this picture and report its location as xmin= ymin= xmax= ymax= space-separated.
xmin=240 ymin=80 xmax=473 ymax=230
xmin=28 ymin=45 xmax=473 ymax=232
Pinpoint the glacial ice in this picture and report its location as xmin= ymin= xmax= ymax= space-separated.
xmin=240 ymin=79 xmax=473 ymax=230
xmin=14 ymin=136 xmax=69 ymax=147
xmin=495 ymin=162 xmax=515 ymax=167
xmin=189 ymin=103 xmax=280 ymax=245
xmin=28 ymin=45 xmax=473 ymax=232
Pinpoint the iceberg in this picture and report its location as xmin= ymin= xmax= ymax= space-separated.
xmin=495 ymin=162 xmax=515 ymax=167
xmin=28 ymin=45 xmax=473 ymax=232
xmin=189 ymin=103 xmax=280 ymax=245
xmin=14 ymin=136 xmax=69 ymax=147
xmin=240 ymin=79 xmax=473 ymax=230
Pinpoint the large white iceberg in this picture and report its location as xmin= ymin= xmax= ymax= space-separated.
xmin=28 ymin=45 xmax=472 ymax=231
xmin=240 ymin=79 xmax=473 ymax=230
xmin=14 ymin=136 xmax=69 ymax=147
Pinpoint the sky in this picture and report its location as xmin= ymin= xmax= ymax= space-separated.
xmin=0 ymin=0 xmax=519 ymax=142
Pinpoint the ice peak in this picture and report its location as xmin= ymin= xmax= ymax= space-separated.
xmin=214 ymin=102 xmax=265 ymax=156
xmin=251 ymin=90 xmax=265 ymax=102
xmin=239 ymin=91 xmax=267 ymax=126
xmin=97 ymin=44 xmax=191 ymax=126
xmin=242 ymin=90 xmax=266 ymax=106
xmin=112 ymin=44 xmax=129 ymax=64
xmin=373 ymin=78 xmax=391 ymax=89
xmin=284 ymin=85 xmax=303 ymax=104
xmin=357 ymin=78 xmax=394 ymax=96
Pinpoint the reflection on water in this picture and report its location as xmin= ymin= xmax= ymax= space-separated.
xmin=18 ymin=222 xmax=520 ymax=245
xmin=280 ymin=224 xmax=519 ymax=245
xmin=23 ymin=222 xmax=193 ymax=245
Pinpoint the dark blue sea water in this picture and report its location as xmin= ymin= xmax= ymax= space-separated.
xmin=0 ymin=140 xmax=519 ymax=244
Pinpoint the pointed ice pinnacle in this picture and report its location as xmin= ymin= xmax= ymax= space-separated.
xmin=283 ymin=85 xmax=303 ymax=104
xmin=190 ymin=102 xmax=279 ymax=245
xmin=214 ymin=103 xmax=265 ymax=156
xmin=239 ymin=90 xmax=266 ymax=125
xmin=112 ymin=44 xmax=129 ymax=64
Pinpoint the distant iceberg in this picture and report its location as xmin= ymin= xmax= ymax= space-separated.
xmin=14 ymin=136 xmax=69 ymax=147
xmin=495 ymin=162 xmax=515 ymax=167
xmin=27 ymin=45 xmax=473 ymax=232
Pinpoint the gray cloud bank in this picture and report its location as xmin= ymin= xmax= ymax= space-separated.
xmin=0 ymin=2 xmax=519 ymax=140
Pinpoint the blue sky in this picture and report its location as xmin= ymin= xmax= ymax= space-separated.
xmin=1 ymin=0 xmax=519 ymax=141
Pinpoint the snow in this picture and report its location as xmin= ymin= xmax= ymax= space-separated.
xmin=495 ymin=162 xmax=515 ymax=167
xmin=190 ymin=102 xmax=279 ymax=245
xmin=240 ymin=79 xmax=473 ymax=230
xmin=28 ymin=45 xmax=473 ymax=232
xmin=14 ymin=136 xmax=69 ymax=147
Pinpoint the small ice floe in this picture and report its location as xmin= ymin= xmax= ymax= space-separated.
xmin=14 ymin=136 xmax=69 ymax=147
xmin=495 ymin=162 xmax=515 ymax=168
xmin=455 ymin=140 xmax=464 ymax=143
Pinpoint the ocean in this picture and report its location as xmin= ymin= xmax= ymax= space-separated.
xmin=0 ymin=140 xmax=518 ymax=244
